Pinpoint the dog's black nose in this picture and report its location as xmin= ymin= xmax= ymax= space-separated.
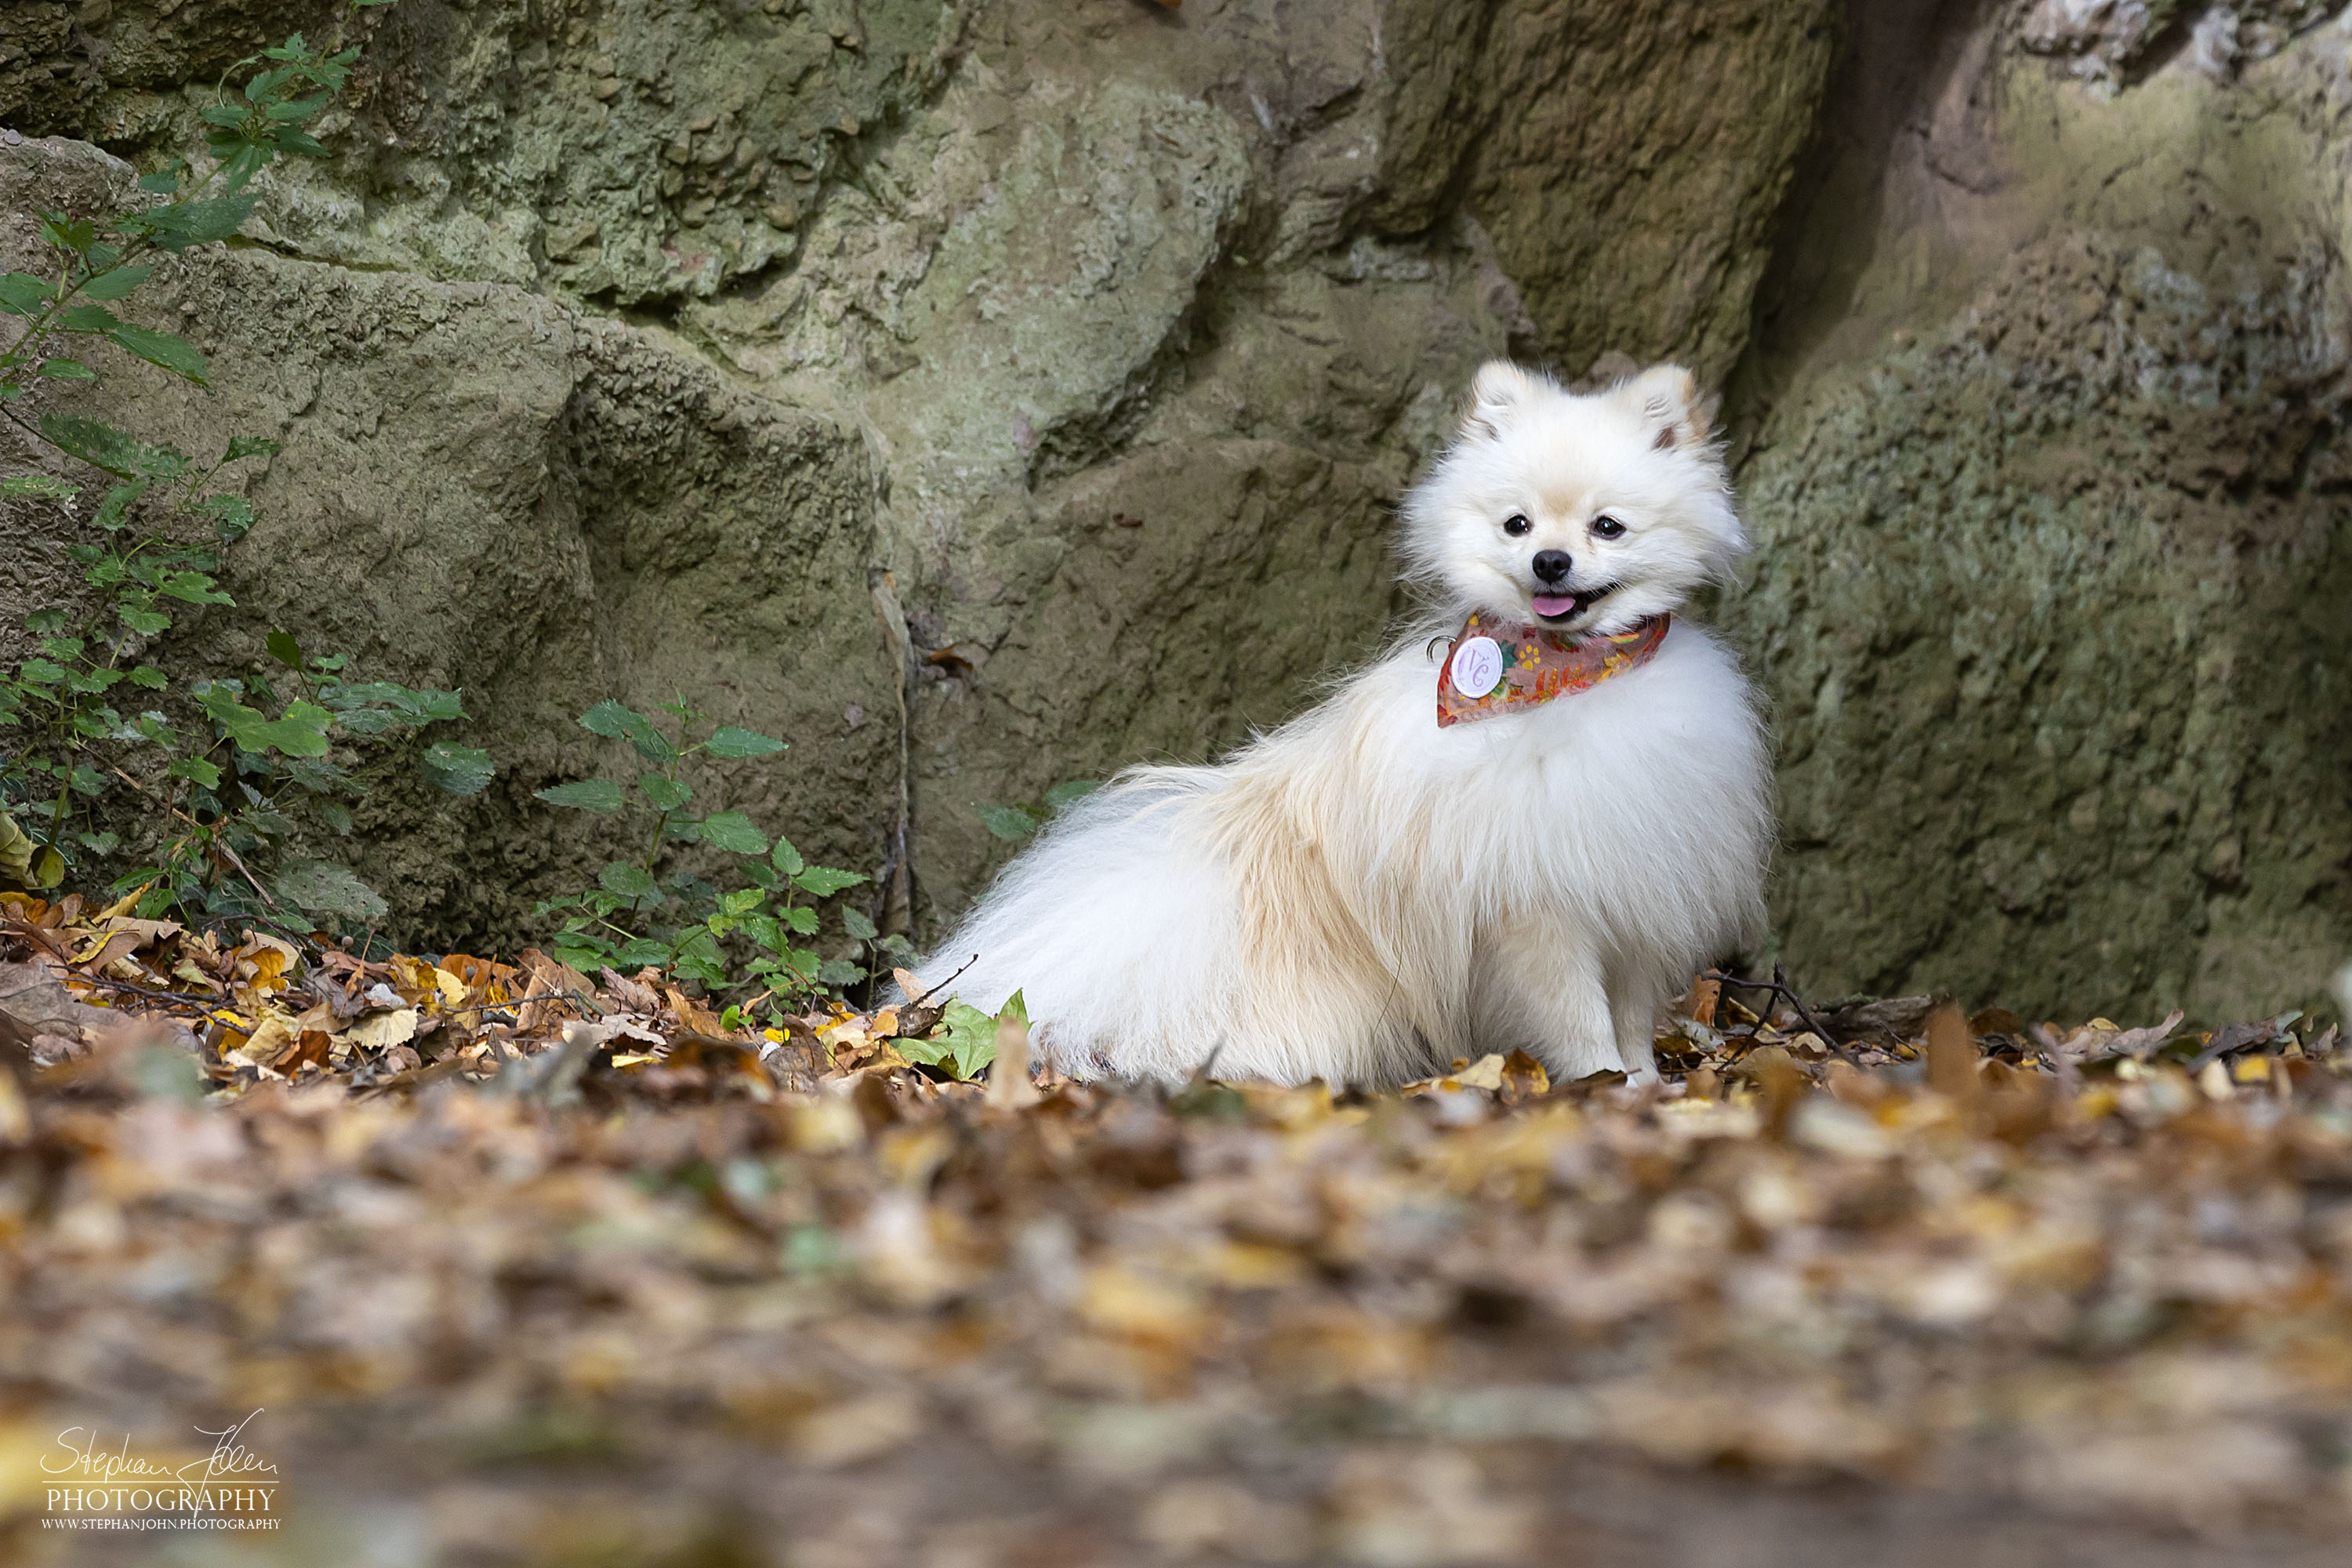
xmin=1531 ymin=550 xmax=1573 ymax=585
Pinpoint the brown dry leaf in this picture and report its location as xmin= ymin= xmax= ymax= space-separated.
xmin=1677 ymin=972 xmax=1722 ymax=1028
xmin=1926 ymin=1004 xmax=1980 ymax=1105
xmin=988 ymin=1011 xmax=1040 ymax=1109
xmin=7 ymin=869 xmax=2352 ymax=1553
xmin=1743 ymin=1045 xmax=1806 ymax=1138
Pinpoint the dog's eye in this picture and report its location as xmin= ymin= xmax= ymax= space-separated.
xmin=1591 ymin=515 xmax=1626 ymax=540
xmin=1502 ymin=514 xmax=1531 ymax=537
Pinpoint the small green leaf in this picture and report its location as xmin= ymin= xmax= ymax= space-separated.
xmin=34 ymin=358 xmax=95 ymax=379
xmin=841 ymin=906 xmax=878 ymax=942
xmin=199 ymin=493 xmax=256 ymax=543
xmin=76 ymin=266 xmax=154 ymax=301
xmin=895 ymin=1033 xmax=949 ymax=1068
xmin=272 ymin=857 xmax=388 ymax=920
xmin=107 ymin=323 xmax=209 ymax=385
xmin=136 ymin=167 xmax=182 ymax=196
xmin=978 ymin=803 xmax=1040 ymax=841
xmin=639 ymin=775 xmax=691 ymax=811
xmin=934 ymin=1000 xmax=998 ymax=1081
xmin=771 ymin=837 xmax=805 ymax=877
xmin=249 ymin=698 xmax=334 ymax=757
xmin=55 ymin=303 xmax=121 ymax=333
xmin=781 ymin=906 xmax=820 ymax=936
xmin=535 ymin=779 xmax=626 ymax=812
xmin=266 ymin=93 xmax=332 ymax=122
xmin=817 ymin=958 xmax=866 ymax=987
xmin=1044 ymin=779 xmax=1102 ymax=810
xmin=699 ymin=811 xmax=768 ymax=855
xmin=793 ymin=866 xmax=869 ymax=897
xmin=142 ymin=194 xmax=256 ymax=252
xmin=118 ymin=603 xmax=171 ymax=636
xmin=93 ymin=481 xmax=150 ymax=532
xmin=578 ymin=699 xmax=674 ymax=761
xmin=0 ymin=273 xmax=52 ymax=316
xmin=265 ymin=628 xmax=303 ymax=668
xmin=224 ymin=435 xmax=280 ymax=463
xmin=612 ymin=937 xmax=671 ymax=970
xmin=38 ymin=414 xmax=186 ymax=480
xmin=598 ymin=861 xmax=658 ymax=900
xmin=706 ymin=724 xmax=787 ymax=759
xmin=155 ymin=569 xmax=231 ymax=605
xmin=128 ymin=665 xmax=168 ymax=690
xmin=169 ymin=757 xmax=223 ymax=789
xmin=0 ymin=475 xmax=79 ymax=499
xmin=38 ymin=216 xmax=95 ymax=255
xmin=421 ymin=742 xmax=495 ymax=797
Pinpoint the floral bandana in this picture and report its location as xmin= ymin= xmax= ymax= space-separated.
xmin=1435 ymin=611 xmax=1671 ymax=728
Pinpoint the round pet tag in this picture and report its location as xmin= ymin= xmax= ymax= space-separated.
xmin=1450 ymin=636 xmax=1504 ymax=699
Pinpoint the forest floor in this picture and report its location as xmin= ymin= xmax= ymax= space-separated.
xmin=2 ymin=889 xmax=2350 ymax=1566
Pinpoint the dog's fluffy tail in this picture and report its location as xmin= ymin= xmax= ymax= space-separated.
xmin=908 ymin=774 xmax=1240 ymax=1081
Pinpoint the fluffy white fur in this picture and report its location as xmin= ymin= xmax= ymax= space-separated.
xmin=915 ymin=361 xmax=1772 ymax=1087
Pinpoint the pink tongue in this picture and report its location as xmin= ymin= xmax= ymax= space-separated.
xmin=1532 ymin=594 xmax=1577 ymax=618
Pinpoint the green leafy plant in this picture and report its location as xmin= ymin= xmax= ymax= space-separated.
xmin=531 ymin=699 xmax=884 ymax=1013
xmin=978 ymin=778 xmax=1102 ymax=843
xmin=0 ymin=5 xmax=478 ymax=920
xmin=898 ymin=989 xmax=1018 ymax=1081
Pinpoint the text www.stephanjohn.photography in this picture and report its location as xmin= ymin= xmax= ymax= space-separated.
xmin=36 ymin=1410 xmax=282 ymax=1532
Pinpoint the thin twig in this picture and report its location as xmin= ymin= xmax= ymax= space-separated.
xmin=903 ymin=953 xmax=978 ymax=1010
xmin=54 ymin=971 xmax=224 ymax=1011
xmin=1704 ymin=967 xmax=1860 ymax=1065
xmin=99 ymin=759 xmax=279 ymax=910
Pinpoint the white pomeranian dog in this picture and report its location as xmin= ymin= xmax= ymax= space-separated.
xmin=916 ymin=361 xmax=1772 ymax=1086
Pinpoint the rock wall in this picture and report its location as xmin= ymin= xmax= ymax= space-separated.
xmin=2 ymin=0 xmax=1839 ymax=944
xmin=22 ymin=0 xmax=2336 ymax=1026
xmin=0 ymin=140 xmax=902 ymax=938
xmin=1724 ymin=0 xmax=2352 ymax=1022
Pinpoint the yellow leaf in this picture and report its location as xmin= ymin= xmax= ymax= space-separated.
xmin=1451 ymin=1054 xmax=1507 ymax=1091
xmin=344 ymin=1008 xmax=419 ymax=1051
xmin=228 ymin=1011 xmax=301 ymax=1067
xmin=95 ymin=882 xmax=151 ymax=921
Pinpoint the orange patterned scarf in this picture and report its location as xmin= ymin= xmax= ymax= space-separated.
xmin=1435 ymin=612 xmax=1670 ymax=728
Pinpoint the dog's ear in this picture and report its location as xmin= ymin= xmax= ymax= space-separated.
xmin=1461 ymin=360 xmax=1539 ymax=440
xmin=1619 ymin=363 xmax=1711 ymax=454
